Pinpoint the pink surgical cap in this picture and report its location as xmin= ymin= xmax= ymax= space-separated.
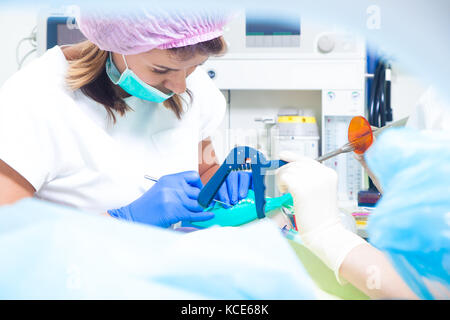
xmin=76 ymin=8 xmax=230 ymax=55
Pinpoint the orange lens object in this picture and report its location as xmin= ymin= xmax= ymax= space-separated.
xmin=348 ymin=116 xmax=373 ymax=154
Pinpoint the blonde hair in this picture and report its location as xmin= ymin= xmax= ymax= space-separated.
xmin=66 ymin=41 xmax=107 ymax=90
xmin=65 ymin=38 xmax=226 ymax=122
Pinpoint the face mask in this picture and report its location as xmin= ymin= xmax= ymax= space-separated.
xmin=105 ymin=52 xmax=174 ymax=103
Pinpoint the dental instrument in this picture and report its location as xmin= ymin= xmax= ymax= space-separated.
xmin=316 ymin=116 xmax=409 ymax=162
xmin=198 ymin=146 xmax=289 ymax=219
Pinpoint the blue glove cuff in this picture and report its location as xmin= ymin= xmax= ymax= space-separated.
xmin=108 ymin=207 xmax=171 ymax=228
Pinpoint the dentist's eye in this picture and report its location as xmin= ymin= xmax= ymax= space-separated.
xmin=152 ymin=68 xmax=169 ymax=74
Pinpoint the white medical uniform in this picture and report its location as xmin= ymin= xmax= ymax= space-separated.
xmin=0 ymin=46 xmax=226 ymax=214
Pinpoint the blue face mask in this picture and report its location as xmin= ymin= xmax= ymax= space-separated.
xmin=105 ymin=53 xmax=174 ymax=103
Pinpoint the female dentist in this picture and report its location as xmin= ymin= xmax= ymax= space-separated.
xmin=0 ymin=8 xmax=251 ymax=228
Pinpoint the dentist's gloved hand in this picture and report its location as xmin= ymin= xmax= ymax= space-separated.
xmin=215 ymin=171 xmax=252 ymax=208
xmin=276 ymin=151 xmax=366 ymax=283
xmin=108 ymin=171 xmax=214 ymax=228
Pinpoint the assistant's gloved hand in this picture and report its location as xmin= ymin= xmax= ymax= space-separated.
xmin=108 ymin=171 xmax=214 ymax=228
xmin=215 ymin=171 xmax=252 ymax=208
xmin=276 ymin=151 xmax=366 ymax=283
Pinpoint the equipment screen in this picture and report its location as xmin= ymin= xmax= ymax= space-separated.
xmin=57 ymin=24 xmax=86 ymax=46
xmin=246 ymin=12 xmax=301 ymax=36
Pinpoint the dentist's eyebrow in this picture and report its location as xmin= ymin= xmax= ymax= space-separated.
xmin=153 ymin=60 xmax=206 ymax=71
xmin=153 ymin=64 xmax=179 ymax=71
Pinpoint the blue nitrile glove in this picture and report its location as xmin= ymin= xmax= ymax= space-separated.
xmin=108 ymin=171 xmax=214 ymax=228
xmin=215 ymin=171 xmax=252 ymax=208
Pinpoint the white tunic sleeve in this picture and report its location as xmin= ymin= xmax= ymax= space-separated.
xmin=0 ymin=72 xmax=62 ymax=191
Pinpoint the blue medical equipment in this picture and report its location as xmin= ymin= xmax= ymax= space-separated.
xmin=39 ymin=16 xmax=86 ymax=55
xmin=365 ymin=50 xmax=393 ymax=194
xmin=198 ymin=146 xmax=288 ymax=219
